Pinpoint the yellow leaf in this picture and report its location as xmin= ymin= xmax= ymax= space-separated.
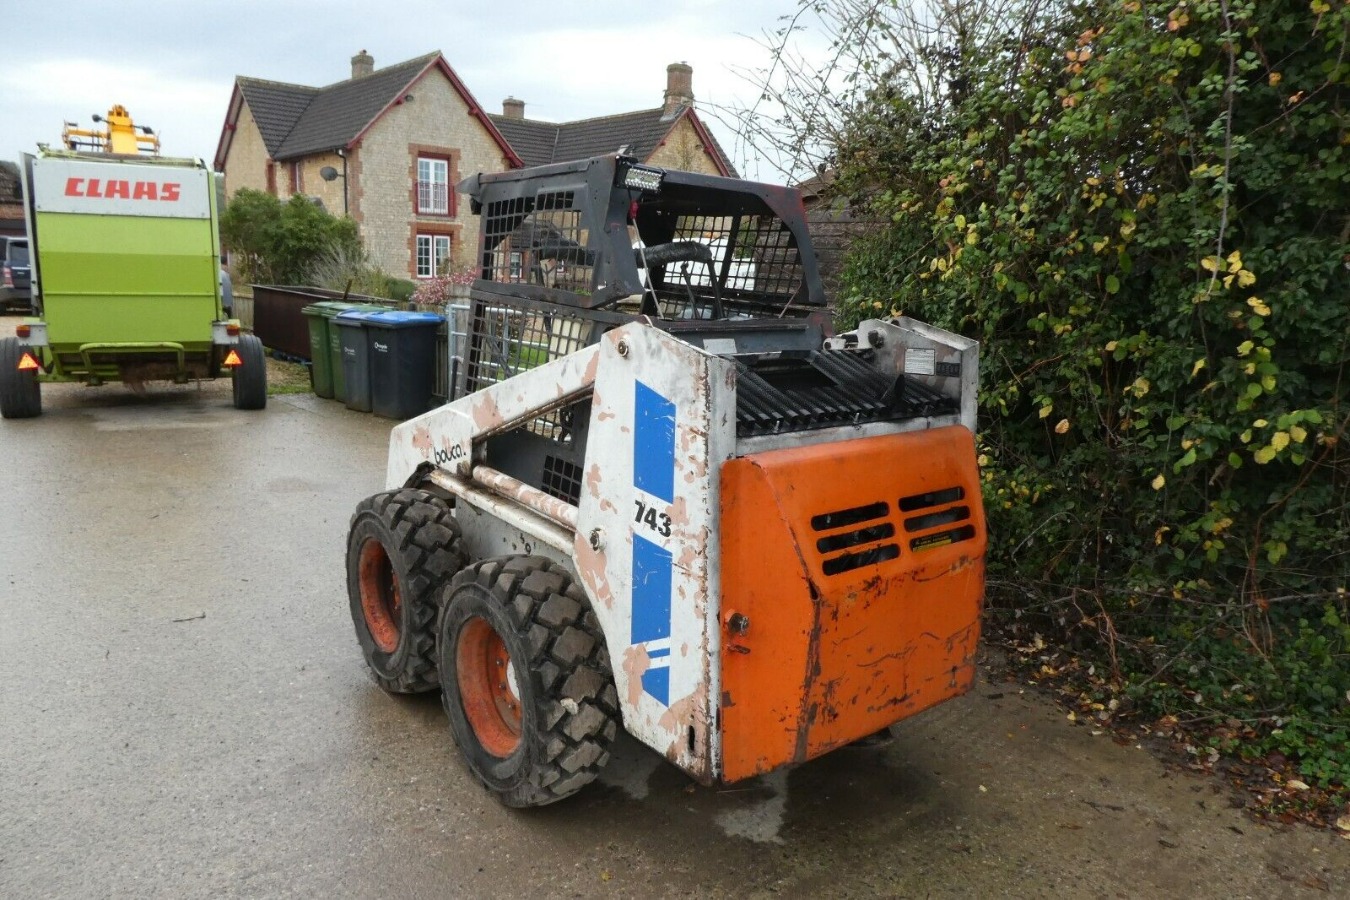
xmin=1271 ymin=431 xmax=1290 ymax=451
xmin=1237 ymin=269 xmax=1256 ymax=287
xmin=1105 ymin=340 xmax=1119 ymax=352
xmin=1290 ymin=425 xmax=1307 ymax=443
xmin=954 ymin=214 xmax=967 ymax=229
xmin=1154 ymin=526 xmax=1170 ymax=545
xmin=1255 ymin=446 xmax=1277 ymax=465
xmin=1131 ymin=377 xmax=1151 ymax=398
xmin=1152 ymin=474 xmax=1166 ymax=490
xmin=1226 ymin=249 xmax=1243 ymax=271
xmin=1252 ymin=419 xmax=1268 ymax=428
xmin=1191 ymin=358 xmax=1206 ymax=378
xmin=1200 ymin=256 xmax=1221 ymax=273
xmin=1055 ymin=419 xmax=1070 ymax=434
xmin=966 ymin=230 xmax=979 ymax=245
xmin=1269 ymin=72 xmax=1282 ymax=87
xmin=1247 ymin=297 xmax=1271 ymax=316
xmin=1237 ymin=340 xmax=1254 ymax=356
xmin=1039 ymin=404 xmax=1054 ymax=419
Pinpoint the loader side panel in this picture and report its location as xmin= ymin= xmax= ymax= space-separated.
xmin=719 ymin=426 xmax=986 ymax=783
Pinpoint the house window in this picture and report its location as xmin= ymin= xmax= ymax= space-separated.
xmin=509 ymin=252 xmax=523 ymax=281
xmin=417 ymin=157 xmax=449 ymax=215
xmin=416 ymin=234 xmax=451 ymax=278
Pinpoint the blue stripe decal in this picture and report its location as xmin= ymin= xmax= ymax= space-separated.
xmin=631 ymin=533 xmax=673 ymax=705
xmin=642 ymin=667 xmax=670 ymax=708
xmin=633 ymin=381 xmax=676 ymax=503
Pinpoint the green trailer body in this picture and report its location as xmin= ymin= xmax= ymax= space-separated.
xmin=1 ymin=147 xmax=267 ymax=418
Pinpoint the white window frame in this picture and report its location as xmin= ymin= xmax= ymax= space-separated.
xmin=416 ymin=234 xmax=451 ymax=278
xmin=417 ymin=157 xmax=449 ymax=215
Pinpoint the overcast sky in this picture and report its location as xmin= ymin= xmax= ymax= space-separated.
xmin=4 ymin=0 xmax=820 ymax=183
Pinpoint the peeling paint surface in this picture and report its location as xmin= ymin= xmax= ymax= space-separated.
xmin=718 ymin=426 xmax=986 ymax=782
xmin=384 ymin=344 xmax=601 ymax=489
xmin=571 ymin=325 xmax=735 ymax=784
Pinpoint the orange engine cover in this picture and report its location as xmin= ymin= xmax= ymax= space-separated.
xmin=718 ymin=426 xmax=987 ymax=783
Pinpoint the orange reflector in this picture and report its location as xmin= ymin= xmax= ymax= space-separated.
xmin=222 ymin=349 xmax=243 ymax=368
xmin=18 ymin=352 xmax=40 ymax=372
xmin=226 ymin=324 xmax=240 ymax=336
xmin=16 ymin=324 xmax=30 ymax=338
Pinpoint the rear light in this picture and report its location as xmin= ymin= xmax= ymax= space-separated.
xmin=16 ymin=324 xmax=30 ymax=338
xmin=226 ymin=323 xmax=240 ymax=336
xmin=2 ymin=264 xmax=11 ymax=288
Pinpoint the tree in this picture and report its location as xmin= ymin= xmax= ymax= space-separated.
xmin=738 ymin=0 xmax=1350 ymax=792
xmin=220 ymin=189 xmax=360 ymax=285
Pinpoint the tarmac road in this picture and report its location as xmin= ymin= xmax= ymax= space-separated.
xmin=1 ymin=337 xmax=1346 ymax=898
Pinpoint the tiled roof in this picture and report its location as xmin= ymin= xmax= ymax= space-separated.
xmin=487 ymin=105 xmax=738 ymax=177
xmin=236 ymin=79 xmax=319 ymax=156
xmin=487 ymin=117 xmax=557 ymax=169
xmin=274 ymin=53 xmax=439 ymax=158
xmin=224 ymin=53 xmax=735 ymax=177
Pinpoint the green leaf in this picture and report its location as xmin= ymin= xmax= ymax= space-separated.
xmin=1105 ymin=274 xmax=1120 ymax=294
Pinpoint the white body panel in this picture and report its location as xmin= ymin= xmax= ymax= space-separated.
xmin=570 ymin=327 xmax=736 ymax=779
xmin=31 ymin=157 xmax=211 ymax=220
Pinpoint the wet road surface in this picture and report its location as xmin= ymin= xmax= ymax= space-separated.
xmin=1 ymin=353 xmax=1346 ymax=898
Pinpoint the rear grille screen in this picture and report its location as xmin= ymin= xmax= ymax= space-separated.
xmin=735 ymin=350 xmax=957 ymax=437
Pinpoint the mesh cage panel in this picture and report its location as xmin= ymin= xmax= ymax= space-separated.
xmin=462 ymin=297 xmax=595 ymax=441
xmin=481 ymin=191 xmax=592 ymax=292
xmin=640 ymin=214 xmax=805 ymax=320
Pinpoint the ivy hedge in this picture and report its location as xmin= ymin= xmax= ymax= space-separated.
xmin=831 ymin=0 xmax=1348 ymax=788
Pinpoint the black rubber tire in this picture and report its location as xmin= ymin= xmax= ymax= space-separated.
xmin=439 ymin=556 xmax=620 ymax=808
xmin=231 ymin=333 xmax=267 ymax=410
xmin=347 ymin=489 xmax=467 ymax=693
xmin=0 ymin=337 xmax=41 ymax=419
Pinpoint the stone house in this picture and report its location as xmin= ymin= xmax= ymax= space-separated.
xmin=214 ymin=52 xmax=735 ymax=282
xmin=0 ymin=161 xmax=25 ymax=238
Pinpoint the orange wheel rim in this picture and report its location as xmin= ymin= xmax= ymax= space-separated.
xmin=358 ymin=540 xmax=400 ymax=653
xmin=457 ymin=617 xmax=522 ymax=757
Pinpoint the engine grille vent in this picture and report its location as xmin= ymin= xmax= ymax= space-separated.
xmin=734 ymin=350 xmax=956 ymax=437
xmin=811 ymin=501 xmax=901 ymax=576
xmin=900 ymin=486 xmax=976 ymax=553
xmin=808 ymin=485 xmax=977 ymax=575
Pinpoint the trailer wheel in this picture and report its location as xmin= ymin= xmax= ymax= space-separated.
xmin=347 ymin=489 xmax=466 ymax=693
xmin=439 ymin=556 xmax=620 ymax=807
xmin=231 ymin=334 xmax=267 ymax=410
xmin=0 ymin=337 xmax=42 ymax=419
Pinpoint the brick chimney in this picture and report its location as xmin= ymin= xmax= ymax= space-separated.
xmin=663 ymin=61 xmax=694 ymax=117
xmin=351 ymin=50 xmax=374 ymax=79
xmin=502 ymin=97 xmax=525 ymax=119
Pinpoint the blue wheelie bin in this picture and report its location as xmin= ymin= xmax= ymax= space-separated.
xmin=364 ymin=310 xmax=445 ymax=420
